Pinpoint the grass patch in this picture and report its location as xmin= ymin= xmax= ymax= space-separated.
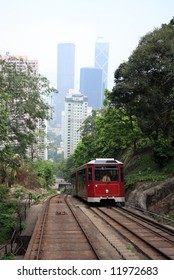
xmin=31 ymin=188 xmax=56 ymax=203
xmin=1 ymin=253 xmax=15 ymax=260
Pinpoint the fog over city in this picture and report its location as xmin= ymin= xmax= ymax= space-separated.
xmin=0 ymin=0 xmax=174 ymax=90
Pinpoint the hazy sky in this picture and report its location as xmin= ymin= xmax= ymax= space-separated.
xmin=0 ymin=0 xmax=173 ymax=90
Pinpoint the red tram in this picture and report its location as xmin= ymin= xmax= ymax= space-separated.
xmin=71 ymin=158 xmax=125 ymax=204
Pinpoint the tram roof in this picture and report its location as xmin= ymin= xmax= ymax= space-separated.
xmin=87 ymin=158 xmax=123 ymax=165
xmin=71 ymin=158 xmax=123 ymax=174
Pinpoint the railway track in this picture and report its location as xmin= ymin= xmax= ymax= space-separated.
xmin=87 ymin=206 xmax=174 ymax=259
xmin=24 ymin=195 xmax=99 ymax=260
xmin=24 ymin=194 xmax=174 ymax=260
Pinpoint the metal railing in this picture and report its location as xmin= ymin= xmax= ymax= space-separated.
xmin=126 ymin=202 xmax=174 ymax=226
xmin=0 ymin=193 xmax=32 ymax=259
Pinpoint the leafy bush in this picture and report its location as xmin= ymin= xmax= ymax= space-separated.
xmin=32 ymin=160 xmax=57 ymax=188
xmin=124 ymin=152 xmax=168 ymax=189
xmin=125 ymin=174 xmax=167 ymax=189
xmin=0 ymin=200 xmax=18 ymax=244
xmin=153 ymin=138 xmax=173 ymax=167
xmin=1 ymin=253 xmax=15 ymax=260
xmin=0 ymin=184 xmax=9 ymax=201
xmin=14 ymin=186 xmax=25 ymax=198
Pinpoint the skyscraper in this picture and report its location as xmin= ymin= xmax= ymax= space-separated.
xmin=55 ymin=43 xmax=75 ymax=125
xmin=64 ymin=93 xmax=88 ymax=158
xmin=80 ymin=67 xmax=103 ymax=109
xmin=95 ymin=39 xmax=109 ymax=100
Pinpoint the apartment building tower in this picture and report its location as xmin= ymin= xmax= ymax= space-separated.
xmin=64 ymin=93 xmax=88 ymax=158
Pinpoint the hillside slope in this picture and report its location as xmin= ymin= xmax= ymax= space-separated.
xmin=123 ymin=149 xmax=174 ymax=218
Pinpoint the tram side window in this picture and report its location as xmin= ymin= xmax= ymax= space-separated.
xmin=71 ymin=173 xmax=76 ymax=186
xmin=120 ymin=167 xmax=124 ymax=182
xmin=78 ymin=168 xmax=86 ymax=184
xmin=88 ymin=168 xmax=92 ymax=181
xmin=111 ymin=169 xmax=118 ymax=181
xmin=95 ymin=170 xmax=101 ymax=181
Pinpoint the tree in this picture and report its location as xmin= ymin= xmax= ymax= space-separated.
xmin=32 ymin=160 xmax=57 ymax=188
xmin=0 ymin=56 xmax=56 ymax=153
xmin=95 ymin=107 xmax=140 ymax=156
xmin=71 ymin=105 xmax=140 ymax=166
xmin=0 ymin=56 xmax=57 ymax=184
xmin=109 ymin=19 xmax=174 ymax=144
xmin=57 ymin=156 xmax=75 ymax=182
xmin=74 ymin=110 xmax=99 ymax=164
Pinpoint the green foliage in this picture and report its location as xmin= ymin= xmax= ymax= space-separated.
xmin=30 ymin=188 xmax=56 ymax=203
xmin=32 ymin=160 xmax=57 ymax=188
xmin=125 ymin=152 xmax=169 ymax=188
xmin=0 ymin=165 xmax=57 ymax=245
xmin=72 ymin=106 xmax=141 ymax=168
xmin=109 ymin=19 xmax=174 ymax=145
xmin=3 ymin=160 xmax=58 ymax=190
xmin=0 ymin=150 xmax=22 ymax=187
xmin=1 ymin=253 xmax=15 ymax=260
xmin=0 ymin=56 xmax=57 ymax=185
xmin=0 ymin=184 xmax=9 ymax=200
xmin=0 ymin=196 xmax=18 ymax=244
xmin=13 ymin=187 xmax=25 ymax=199
xmin=153 ymin=137 xmax=173 ymax=166
xmin=57 ymin=156 xmax=76 ymax=182
xmin=101 ymin=18 xmax=174 ymax=169
xmin=125 ymin=174 xmax=168 ymax=189
xmin=47 ymin=130 xmax=63 ymax=161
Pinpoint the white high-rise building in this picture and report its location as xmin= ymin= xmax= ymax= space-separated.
xmin=64 ymin=93 xmax=88 ymax=158
xmin=1 ymin=55 xmax=39 ymax=73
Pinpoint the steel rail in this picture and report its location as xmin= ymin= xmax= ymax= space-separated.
xmin=126 ymin=203 xmax=174 ymax=226
xmin=36 ymin=195 xmax=57 ymax=260
xmin=92 ymin=207 xmax=174 ymax=260
xmin=65 ymin=195 xmax=100 ymax=260
xmin=114 ymin=206 xmax=174 ymax=242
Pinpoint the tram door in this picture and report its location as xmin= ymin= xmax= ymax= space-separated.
xmin=87 ymin=167 xmax=93 ymax=198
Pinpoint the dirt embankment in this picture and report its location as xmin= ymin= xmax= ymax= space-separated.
xmin=126 ymin=177 xmax=174 ymax=215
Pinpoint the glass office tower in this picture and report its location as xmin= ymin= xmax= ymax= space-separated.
xmin=54 ymin=43 xmax=75 ymax=124
xmin=80 ymin=67 xmax=103 ymax=109
xmin=95 ymin=40 xmax=109 ymax=99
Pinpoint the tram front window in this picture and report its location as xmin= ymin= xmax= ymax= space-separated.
xmin=95 ymin=166 xmax=118 ymax=182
